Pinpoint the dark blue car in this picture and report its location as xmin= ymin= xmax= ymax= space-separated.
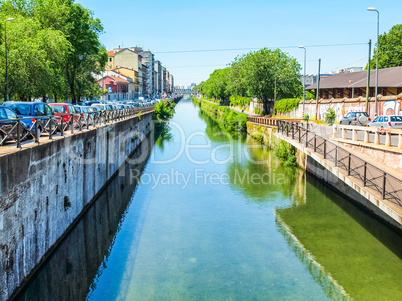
xmin=0 ymin=107 xmax=29 ymax=145
xmin=2 ymin=102 xmax=54 ymax=135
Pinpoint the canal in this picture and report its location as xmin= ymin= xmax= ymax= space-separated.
xmin=17 ymin=96 xmax=402 ymax=301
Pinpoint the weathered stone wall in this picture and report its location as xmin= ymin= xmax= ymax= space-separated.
xmin=246 ymin=122 xmax=306 ymax=169
xmin=0 ymin=113 xmax=153 ymax=301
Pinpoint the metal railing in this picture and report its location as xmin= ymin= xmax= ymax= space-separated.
xmin=248 ymin=116 xmax=302 ymax=127
xmin=0 ymin=106 xmax=155 ymax=148
xmin=277 ymin=120 xmax=402 ymax=207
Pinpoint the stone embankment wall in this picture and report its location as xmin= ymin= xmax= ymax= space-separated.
xmin=0 ymin=112 xmax=153 ymax=301
xmin=246 ymin=121 xmax=401 ymax=230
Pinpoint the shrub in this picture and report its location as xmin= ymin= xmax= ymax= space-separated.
xmin=324 ymin=107 xmax=336 ymax=125
xmin=274 ymin=139 xmax=297 ymax=166
xmin=274 ymin=98 xmax=301 ymax=113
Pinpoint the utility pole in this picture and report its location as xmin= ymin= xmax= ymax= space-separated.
xmin=366 ymin=39 xmax=372 ymax=114
xmin=315 ymin=59 xmax=321 ymax=121
xmin=5 ymin=18 xmax=14 ymax=102
xmin=274 ymin=74 xmax=277 ymax=115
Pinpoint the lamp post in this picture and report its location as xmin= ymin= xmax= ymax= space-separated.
xmin=299 ymin=46 xmax=306 ymax=116
xmin=367 ymin=7 xmax=379 ymax=116
xmin=5 ymin=17 xmax=14 ymax=102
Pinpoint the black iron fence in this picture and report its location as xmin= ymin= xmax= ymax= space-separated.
xmin=277 ymin=120 xmax=402 ymax=207
xmin=0 ymin=106 xmax=155 ymax=148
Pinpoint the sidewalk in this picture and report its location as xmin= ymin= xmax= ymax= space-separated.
xmin=307 ymin=123 xmax=402 ymax=179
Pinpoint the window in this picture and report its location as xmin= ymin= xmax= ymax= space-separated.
xmin=383 ymin=116 xmax=389 ymax=122
xmin=45 ymin=105 xmax=53 ymax=116
xmin=378 ymin=117 xmax=384 ymax=122
xmin=373 ymin=117 xmax=380 ymax=122
xmin=0 ymin=108 xmax=7 ymax=119
xmin=391 ymin=116 xmax=402 ymax=122
xmin=5 ymin=108 xmax=17 ymax=119
xmin=33 ymin=104 xmax=42 ymax=116
xmin=50 ymin=105 xmax=66 ymax=113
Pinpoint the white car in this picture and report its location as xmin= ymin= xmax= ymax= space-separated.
xmin=368 ymin=115 xmax=402 ymax=129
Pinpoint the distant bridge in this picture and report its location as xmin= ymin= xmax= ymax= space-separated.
xmin=174 ymin=88 xmax=196 ymax=95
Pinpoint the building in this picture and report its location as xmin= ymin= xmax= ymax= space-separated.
xmin=154 ymin=60 xmax=162 ymax=97
xmin=307 ymin=66 xmax=402 ymax=99
xmin=106 ymin=48 xmax=143 ymax=97
xmin=97 ymin=76 xmax=130 ymax=101
xmin=131 ymin=47 xmax=155 ymax=98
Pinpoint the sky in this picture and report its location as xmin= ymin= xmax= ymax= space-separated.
xmin=77 ymin=0 xmax=401 ymax=86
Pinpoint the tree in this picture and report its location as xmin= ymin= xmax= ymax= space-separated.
xmin=370 ymin=24 xmax=402 ymax=69
xmin=0 ymin=0 xmax=107 ymax=102
xmin=231 ymin=48 xmax=302 ymax=115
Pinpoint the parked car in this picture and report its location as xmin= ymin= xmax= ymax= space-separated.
xmin=340 ymin=112 xmax=370 ymax=126
xmin=0 ymin=107 xmax=29 ymax=145
xmin=368 ymin=115 xmax=402 ymax=129
xmin=2 ymin=101 xmax=54 ymax=136
xmin=48 ymin=103 xmax=80 ymax=126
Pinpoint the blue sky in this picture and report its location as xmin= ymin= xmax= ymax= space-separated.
xmin=77 ymin=0 xmax=401 ymax=86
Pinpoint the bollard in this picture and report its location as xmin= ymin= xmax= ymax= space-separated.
xmin=374 ymin=131 xmax=380 ymax=145
xmin=385 ymin=132 xmax=391 ymax=147
xmin=341 ymin=128 xmax=346 ymax=139
xmin=364 ymin=130 xmax=369 ymax=143
xmin=352 ymin=129 xmax=357 ymax=141
xmin=332 ymin=125 xmax=338 ymax=138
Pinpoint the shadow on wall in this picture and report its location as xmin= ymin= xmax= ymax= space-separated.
xmin=14 ymin=141 xmax=153 ymax=301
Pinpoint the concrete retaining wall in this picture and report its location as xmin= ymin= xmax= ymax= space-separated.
xmin=0 ymin=113 xmax=153 ymax=301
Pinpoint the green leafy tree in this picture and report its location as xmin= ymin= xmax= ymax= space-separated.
xmin=370 ymin=24 xmax=402 ymax=69
xmin=0 ymin=0 xmax=107 ymax=102
xmin=232 ymin=48 xmax=302 ymax=115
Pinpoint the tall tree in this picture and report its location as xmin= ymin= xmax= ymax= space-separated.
xmin=370 ymin=24 xmax=402 ymax=69
xmin=232 ymin=48 xmax=302 ymax=115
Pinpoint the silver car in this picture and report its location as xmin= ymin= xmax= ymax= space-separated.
xmin=368 ymin=115 xmax=402 ymax=129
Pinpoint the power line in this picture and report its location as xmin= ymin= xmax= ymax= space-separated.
xmin=166 ymin=64 xmax=227 ymax=68
xmin=154 ymin=43 xmax=367 ymax=54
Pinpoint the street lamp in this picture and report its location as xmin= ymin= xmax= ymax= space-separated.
xmin=367 ymin=7 xmax=379 ymax=116
xmin=5 ymin=17 xmax=14 ymax=102
xmin=299 ymin=46 xmax=306 ymax=116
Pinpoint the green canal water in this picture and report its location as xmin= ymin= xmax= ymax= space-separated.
xmin=17 ymin=96 xmax=402 ymax=301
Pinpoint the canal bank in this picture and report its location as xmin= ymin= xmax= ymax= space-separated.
xmin=194 ymin=96 xmax=401 ymax=231
xmin=0 ymin=111 xmax=154 ymax=301
xmin=15 ymin=95 xmax=402 ymax=301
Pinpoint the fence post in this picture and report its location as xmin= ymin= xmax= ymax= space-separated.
xmin=298 ymin=125 xmax=301 ymax=143
xmin=35 ymin=119 xmax=40 ymax=143
xmin=61 ymin=118 xmax=64 ymax=136
xmin=382 ymin=172 xmax=386 ymax=199
xmin=314 ymin=135 xmax=317 ymax=152
xmin=292 ymin=123 xmax=295 ymax=139
xmin=16 ymin=120 xmax=21 ymax=149
xmin=306 ymin=131 xmax=308 ymax=147
xmin=347 ymin=153 xmax=351 ymax=176
xmin=334 ymin=146 xmax=338 ymax=167
xmin=323 ymin=140 xmax=327 ymax=159
xmin=48 ymin=118 xmax=52 ymax=140
xmin=363 ymin=162 xmax=367 ymax=187
xmin=70 ymin=114 xmax=74 ymax=134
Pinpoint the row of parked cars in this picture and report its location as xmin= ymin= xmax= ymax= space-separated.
xmin=339 ymin=112 xmax=402 ymax=129
xmin=0 ymin=100 xmax=148 ymax=145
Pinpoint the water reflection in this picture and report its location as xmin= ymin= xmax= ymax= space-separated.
xmin=276 ymin=174 xmax=402 ymax=301
xmin=16 ymin=97 xmax=402 ymax=301
xmin=15 ymin=141 xmax=153 ymax=301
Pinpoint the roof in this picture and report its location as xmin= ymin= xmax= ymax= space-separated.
xmin=102 ymin=76 xmax=129 ymax=83
xmin=307 ymin=66 xmax=402 ymax=90
xmin=107 ymin=51 xmax=114 ymax=57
